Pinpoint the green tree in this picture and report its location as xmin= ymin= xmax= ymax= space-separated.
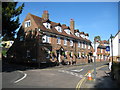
xmin=94 ymin=36 xmax=101 ymax=42
xmin=2 ymin=2 xmax=24 ymax=41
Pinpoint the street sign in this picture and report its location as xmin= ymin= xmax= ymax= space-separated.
xmin=106 ymin=46 xmax=110 ymax=51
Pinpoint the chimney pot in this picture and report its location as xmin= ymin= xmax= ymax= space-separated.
xmin=42 ymin=10 xmax=49 ymax=20
xmin=70 ymin=19 xmax=75 ymax=34
xmin=70 ymin=19 xmax=74 ymax=21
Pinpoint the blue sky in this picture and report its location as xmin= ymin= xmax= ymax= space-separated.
xmin=17 ymin=2 xmax=118 ymax=42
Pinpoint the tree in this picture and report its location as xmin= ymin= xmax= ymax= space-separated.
xmin=2 ymin=2 xmax=24 ymax=41
xmin=94 ymin=36 xmax=101 ymax=42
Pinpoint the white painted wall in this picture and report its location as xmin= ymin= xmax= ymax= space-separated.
xmin=109 ymin=31 xmax=120 ymax=57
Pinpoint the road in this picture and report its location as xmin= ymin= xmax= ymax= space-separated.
xmin=2 ymin=61 xmax=109 ymax=88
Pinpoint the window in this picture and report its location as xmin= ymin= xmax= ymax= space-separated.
xmin=64 ymin=38 xmax=67 ymax=45
xmin=27 ymin=50 xmax=30 ymax=57
xmin=78 ymin=52 xmax=81 ymax=58
xmin=42 ymin=35 xmax=51 ymax=43
xmin=84 ymin=43 xmax=86 ymax=49
xmin=57 ymin=37 xmax=61 ymax=44
xmin=75 ymin=32 xmax=79 ymax=37
xmin=64 ymin=51 xmax=67 ymax=59
xmin=43 ymin=22 xmax=51 ymax=29
xmin=88 ymin=45 xmax=90 ymax=49
xmin=20 ymin=36 xmax=24 ymax=41
xmin=70 ymin=40 xmax=73 ymax=46
xmin=71 ymin=52 xmax=73 ymax=56
xmin=64 ymin=29 xmax=70 ymax=34
xmin=46 ymin=35 xmax=51 ymax=43
xmin=81 ymin=43 xmax=83 ymax=48
xmin=78 ymin=42 xmax=80 ymax=47
xmin=46 ymin=50 xmax=50 ymax=59
xmin=55 ymin=26 xmax=62 ymax=32
xmin=25 ymin=20 xmax=31 ymax=27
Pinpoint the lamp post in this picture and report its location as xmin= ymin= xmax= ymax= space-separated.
xmin=93 ymin=38 xmax=96 ymax=80
xmin=110 ymin=34 xmax=113 ymax=64
xmin=110 ymin=34 xmax=114 ymax=73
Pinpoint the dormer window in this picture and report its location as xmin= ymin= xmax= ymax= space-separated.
xmin=25 ymin=20 xmax=31 ymax=28
xmin=64 ymin=29 xmax=70 ymax=35
xmin=43 ymin=22 xmax=51 ymax=29
xmin=55 ymin=26 xmax=62 ymax=32
xmin=75 ymin=32 xmax=79 ymax=37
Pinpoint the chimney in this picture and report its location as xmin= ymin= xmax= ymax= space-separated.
xmin=70 ymin=19 xmax=75 ymax=34
xmin=42 ymin=10 xmax=49 ymax=20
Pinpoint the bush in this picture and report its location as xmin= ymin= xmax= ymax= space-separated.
xmin=2 ymin=50 xmax=7 ymax=56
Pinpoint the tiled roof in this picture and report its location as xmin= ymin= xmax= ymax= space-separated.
xmin=100 ymin=40 xmax=109 ymax=44
xmin=29 ymin=13 xmax=91 ymax=43
xmin=80 ymin=32 xmax=84 ymax=34
xmin=98 ymin=45 xmax=106 ymax=49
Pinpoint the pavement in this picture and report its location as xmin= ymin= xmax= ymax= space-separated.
xmin=81 ymin=66 xmax=119 ymax=89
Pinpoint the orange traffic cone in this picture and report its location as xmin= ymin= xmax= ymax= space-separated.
xmin=88 ymin=70 xmax=92 ymax=80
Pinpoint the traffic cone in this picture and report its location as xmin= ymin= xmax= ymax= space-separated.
xmin=88 ymin=70 xmax=92 ymax=80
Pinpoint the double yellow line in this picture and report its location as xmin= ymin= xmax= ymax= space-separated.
xmin=76 ymin=65 xmax=108 ymax=90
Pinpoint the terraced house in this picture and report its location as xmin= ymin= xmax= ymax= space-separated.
xmin=94 ymin=40 xmax=110 ymax=62
xmin=8 ymin=11 xmax=93 ymax=65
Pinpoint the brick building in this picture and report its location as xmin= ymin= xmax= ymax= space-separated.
xmin=7 ymin=11 xmax=93 ymax=65
xmin=93 ymin=40 xmax=110 ymax=62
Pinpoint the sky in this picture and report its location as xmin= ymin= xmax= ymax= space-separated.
xmin=17 ymin=2 xmax=118 ymax=42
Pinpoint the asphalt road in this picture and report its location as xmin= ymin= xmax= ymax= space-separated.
xmin=2 ymin=61 xmax=108 ymax=88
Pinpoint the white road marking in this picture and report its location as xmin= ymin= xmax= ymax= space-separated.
xmin=14 ymin=71 xmax=27 ymax=84
xmin=71 ymin=69 xmax=83 ymax=72
xmin=58 ymin=70 xmax=83 ymax=78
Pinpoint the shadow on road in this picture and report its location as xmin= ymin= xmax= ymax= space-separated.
xmin=93 ymin=72 xmax=119 ymax=88
xmin=2 ymin=59 xmax=58 ymax=73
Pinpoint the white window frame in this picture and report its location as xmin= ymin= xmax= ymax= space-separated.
xmin=78 ymin=42 xmax=80 ymax=47
xmin=25 ymin=20 xmax=31 ymax=28
xmin=81 ymin=43 xmax=83 ymax=48
xmin=55 ymin=26 xmax=62 ymax=32
xmin=46 ymin=35 xmax=51 ymax=43
xmin=70 ymin=40 xmax=73 ymax=46
xmin=88 ymin=45 xmax=90 ymax=49
xmin=71 ymin=52 xmax=73 ymax=56
xmin=57 ymin=37 xmax=61 ymax=44
xmin=43 ymin=22 xmax=51 ymax=29
xmin=42 ymin=35 xmax=51 ymax=43
xmin=46 ymin=50 xmax=50 ymax=59
xmin=64 ymin=29 xmax=70 ymax=35
xmin=64 ymin=38 xmax=67 ymax=45
xmin=75 ymin=32 xmax=79 ymax=37
xmin=84 ymin=43 xmax=86 ymax=49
